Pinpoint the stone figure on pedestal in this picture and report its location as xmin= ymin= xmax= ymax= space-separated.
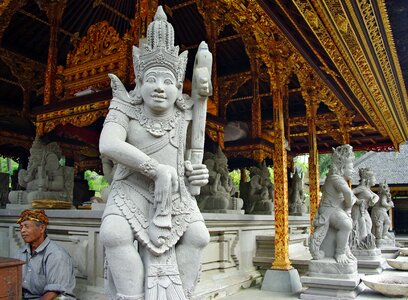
xmin=197 ymin=148 xmax=243 ymax=213
xmin=350 ymin=168 xmax=378 ymax=250
xmin=240 ymin=162 xmax=274 ymax=215
xmin=309 ymin=145 xmax=357 ymax=265
xmin=302 ymin=145 xmax=361 ymax=299
xmin=371 ymin=181 xmax=395 ymax=247
xmin=350 ymin=168 xmax=384 ymax=274
xmin=288 ymin=168 xmax=307 ymax=215
xmin=8 ymin=137 xmax=74 ymax=207
xmin=99 ymin=6 xmax=212 ymax=300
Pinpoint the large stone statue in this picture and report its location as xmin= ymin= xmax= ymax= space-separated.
xmin=302 ymin=146 xmax=361 ymax=300
xmin=371 ymin=181 xmax=395 ymax=247
xmin=99 ymin=6 xmax=212 ymax=300
xmin=309 ymin=145 xmax=357 ymax=264
xmin=8 ymin=137 xmax=74 ymax=206
xmin=240 ymin=162 xmax=273 ymax=214
xmin=197 ymin=148 xmax=243 ymax=213
xmin=288 ymin=168 xmax=307 ymax=215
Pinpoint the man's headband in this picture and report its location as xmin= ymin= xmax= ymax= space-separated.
xmin=17 ymin=209 xmax=49 ymax=225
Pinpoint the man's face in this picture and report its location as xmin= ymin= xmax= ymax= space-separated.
xmin=19 ymin=220 xmax=46 ymax=245
xmin=141 ymin=67 xmax=179 ymax=114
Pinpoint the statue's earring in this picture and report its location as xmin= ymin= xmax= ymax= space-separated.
xmin=175 ymin=96 xmax=186 ymax=110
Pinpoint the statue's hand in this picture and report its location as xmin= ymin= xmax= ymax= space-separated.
xmin=185 ymin=161 xmax=209 ymax=187
xmin=154 ymin=164 xmax=178 ymax=205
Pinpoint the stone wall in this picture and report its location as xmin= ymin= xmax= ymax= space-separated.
xmin=0 ymin=209 xmax=310 ymax=299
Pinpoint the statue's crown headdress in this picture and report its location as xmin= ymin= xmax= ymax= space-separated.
xmin=359 ymin=167 xmax=374 ymax=180
xmin=133 ymin=6 xmax=188 ymax=85
xmin=332 ymin=144 xmax=354 ymax=167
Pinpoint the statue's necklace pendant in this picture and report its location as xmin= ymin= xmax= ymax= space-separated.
xmin=134 ymin=105 xmax=181 ymax=137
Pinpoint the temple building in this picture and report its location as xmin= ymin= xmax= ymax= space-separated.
xmin=0 ymin=0 xmax=407 ymax=299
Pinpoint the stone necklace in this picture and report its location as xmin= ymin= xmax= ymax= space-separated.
xmin=134 ymin=105 xmax=182 ymax=137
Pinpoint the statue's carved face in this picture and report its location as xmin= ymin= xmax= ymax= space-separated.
xmin=368 ymin=174 xmax=376 ymax=186
xmin=141 ymin=67 xmax=179 ymax=114
xmin=343 ymin=161 xmax=354 ymax=180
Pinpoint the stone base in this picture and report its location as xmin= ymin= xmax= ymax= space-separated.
xmin=301 ymin=258 xmax=361 ymax=299
xmin=91 ymin=203 xmax=106 ymax=210
xmin=201 ymin=209 xmax=245 ymax=214
xmin=6 ymin=204 xmax=31 ymax=210
xmin=353 ymin=249 xmax=386 ymax=274
xmin=300 ymin=277 xmax=363 ymax=299
xmin=261 ymin=268 xmax=302 ymax=293
xmin=308 ymin=258 xmax=358 ymax=279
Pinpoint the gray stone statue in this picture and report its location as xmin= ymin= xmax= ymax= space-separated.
xmin=240 ymin=162 xmax=273 ymax=214
xmin=350 ymin=168 xmax=378 ymax=250
xmin=371 ymin=181 xmax=395 ymax=247
xmin=8 ymin=137 xmax=74 ymax=205
xmin=309 ymin=145 xmax=357 ymax=264
xmin=302 ymin=146 xmax=360 ymax=300
xmin=197 ymin=148 xmax=243 ymax=213
xmin=288 ymin=168 xmax=307 ymax=215
xmin=99 ymin=6 xmax=212 ymax=300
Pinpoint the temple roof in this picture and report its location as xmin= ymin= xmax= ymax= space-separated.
xmin=352 ymin=143 xmax=408 ymax=186
xmin=0 ymin=0 xmax=407 ymax=165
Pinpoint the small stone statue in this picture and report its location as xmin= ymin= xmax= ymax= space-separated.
xmin=371 ymin=181 xmax=395 ymax=245
xmin=197 ymin=148 xmax=244 ymax=213
xmin=288 ymin=168 xmax=307 ymax=215
xmin=240 ymin=162 xmax=273 ymax=214
xmin=309 ymin=145 xmax=357 ymax=264
xmin=350 ymin=168 xmax=378 ymax=250
xmin=99 ymin=6 xmax=212 ymax=300
xmin=8 ymin=137 xmax=74 ymax=206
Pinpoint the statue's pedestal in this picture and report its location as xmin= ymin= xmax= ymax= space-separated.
xmin=201 ymin=209 xmax=244 ymax=214
xmin=261 ymin=268 xmax=302 ymax=293
xmin=300 ymin=259 xmax=362 ymax=299
xmin=352 ymin=249 xmax=386 ymax=274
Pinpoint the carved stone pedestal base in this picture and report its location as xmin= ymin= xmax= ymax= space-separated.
xmin=201 ymin=209 xmax=244 ymax=214
xmin=261 ymin=268 xmax=302 ymax=293
xmin=300 ymin=259 xmax=362 ymax=299
xmin=352 ymin=249 xmax=386 ymax=274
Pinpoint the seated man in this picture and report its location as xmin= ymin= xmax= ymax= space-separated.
xmin=13 ymin=209 xmax=76 ymax=300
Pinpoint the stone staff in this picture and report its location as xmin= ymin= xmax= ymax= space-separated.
xmin=190 ymin=41 xmax=213 ymax=195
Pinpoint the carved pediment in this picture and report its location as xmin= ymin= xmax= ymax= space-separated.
xmin=66 ymin=21 xmax=126 ymax=67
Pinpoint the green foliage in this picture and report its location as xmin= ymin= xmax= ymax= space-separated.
xmin=0 ymin=156 xmax=19 ymax=176
xmin=84 ymin=170 xmax=109 ymax=197
xmin=318 ymin=153 xmax=332 ymax=178
xmin=229 ymin=169 xmax=241 ymax=188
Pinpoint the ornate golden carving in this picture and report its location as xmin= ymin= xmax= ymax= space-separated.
xmin=35 ymin=100 xmax=109 ymax=136
xmin=271 ymin=86 xmax=291 ymax=270
xmin=67 ymin=21 xmax=126 ymax=67
xmin=206 ymin=119 xmax=225 ymax=149
xmin=57 ymin=21 xmax=131 ymax=98
xmin=224 ymin=142 xmax=273 ymax=163
xmin=291 ymin=0 xmax=406 ymax=146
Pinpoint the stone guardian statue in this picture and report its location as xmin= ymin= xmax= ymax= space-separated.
xmin=309 ymin=145 xmax=357 ymax=264
xmin=99 ymin=6 xmax=212 ymax=300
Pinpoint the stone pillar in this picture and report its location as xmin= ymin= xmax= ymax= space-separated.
xmin=306 ymin=99 xmax=320 ymax=229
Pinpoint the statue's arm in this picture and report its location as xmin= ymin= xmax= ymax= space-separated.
xmin=337 ymin=178 xmax=355 ymax=209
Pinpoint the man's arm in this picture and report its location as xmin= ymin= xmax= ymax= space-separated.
xmin=43 ymin=248 xmax=76 ymax=298
xmin=41 ymin=291 xmax=58 ymax=300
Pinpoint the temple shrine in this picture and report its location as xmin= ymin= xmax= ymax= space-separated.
xmin=0 ymin=0 xmax=407 ymax=299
